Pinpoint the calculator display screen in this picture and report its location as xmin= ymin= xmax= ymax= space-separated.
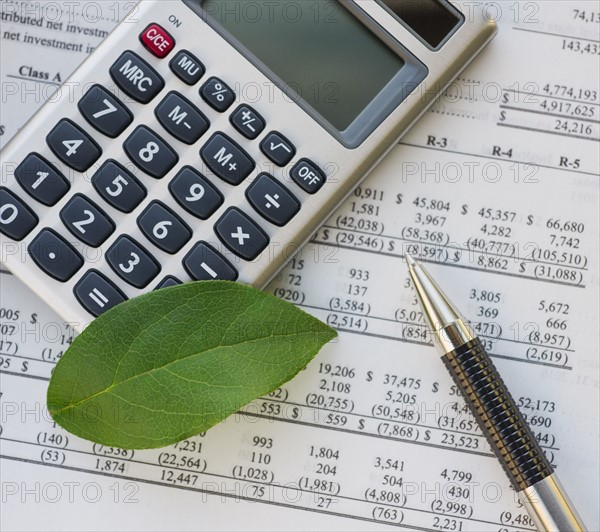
xmin=200 ymin=0 xmax=405 ymax=132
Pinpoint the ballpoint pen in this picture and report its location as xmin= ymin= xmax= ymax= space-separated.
xmin=405 ymin=254 xmax=586 ymax=532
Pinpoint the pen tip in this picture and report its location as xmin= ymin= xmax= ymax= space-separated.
xmin=405 ymin=253 xmax=417 ymax=268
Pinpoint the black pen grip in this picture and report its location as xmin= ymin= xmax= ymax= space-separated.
xmin=443 ymin=338 xmax=553 ymax=491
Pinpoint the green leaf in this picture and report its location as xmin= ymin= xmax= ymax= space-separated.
xmin=47 ymin=281 xmax=336 ymax=449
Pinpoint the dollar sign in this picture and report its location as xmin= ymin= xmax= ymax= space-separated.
xmin=461 ymin=204 xmax=468 ymax=215
xmin=322 ymin=229 xmax=330 ymax=241
xmin=388 ymin=241 xmax=395 ymax=252
xmin=453 ymin=251 xmax=460 ymax=262
xmin=21 ymin=361 xmax=29 ymax=372
xmin=30 ymin=314 xmax=38 ymax=324
xmin=432 ymin=382 xmax=439 ymax=393
xmin=424 ymin=430 xmax=431 ymax=441
xmin=499 ymin=110 xmax=506 ymax=121
xmin=0 ymin=125 xmax=5 ymax=136
xmin=358 ymin=419 xmax=365 ymax=430
xmin=396 ymin=194 xmax=403 ymax=205
xmin=520 ymin=263 xmax=526 ymax=273
xmin=291 ymin=407 xmax=299 ymax=420
xmin=527 ymin=215 xmax=534 ymax=226
xmin=366 ymin=371 xmax=373 ymax=382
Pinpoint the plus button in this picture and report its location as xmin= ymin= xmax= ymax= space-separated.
xmin=231 ymin=226 xmax=250 ymax=246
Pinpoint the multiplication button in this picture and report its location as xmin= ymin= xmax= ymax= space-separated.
xmin=214 ymin=208 xmax=269 ymax=261
xmin=74 ymin=270 xmax=127 ymax=317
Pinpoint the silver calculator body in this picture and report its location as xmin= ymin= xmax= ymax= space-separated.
xmin=0 ymin=1 xmax=496 ymax=331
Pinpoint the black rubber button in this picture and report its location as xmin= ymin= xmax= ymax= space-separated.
xmin=260 ymin=132 xmax=296 ymax=167
xmin=28 ymin=228 xmax=84 ymax=282
xmin=155 ymin=91 xmax=210 ymax=144
xmin=230 ymin=105 xmax=265 ymax=140
xmin=92 ymin=160 xmax=147 ymax=213
xmin=14 ymin=153 xmax=69 ymax=206
xmin=109 ymin=50 xmax=165 ymax=104
xmin=123 ymin=126 xmax=178 ymax=178
xmin=60 ymin=194 xmax=115 ymax=247
xmin=201 ymin=132 xmax=254 ymax=186
xmin=137 ymin=201 xmax=192 ymax=254
xmin=155 ymin=276 xmax=182 ymax=290
xmin=170 ymin=50 xmax=205 ymax=85
xmin=200 ymin=77 xmax=235 ymax=112
xmin=246 ymin=173 xmax=300 ymax=227
xmin=214 ymin=208 xmax=269 ymax=261
xmin=46 ymin=119 xmax=102 ymax=172
xmin=74 ymin=270 xmax=127 ymax=317
xmin=0 ymin=187 xmax=38 ymax=240
xmin=106 ymin=235 xmax=160 ymax=289
xmin=169 ymin=166 xmax=223 ymax=220
xmin=183 ymin=242 xmax=238 ymax=281
xmin=78 ymin=84 xmax=133 ymax=138
xmin=290 ymin=158 xmax=326 ymax=194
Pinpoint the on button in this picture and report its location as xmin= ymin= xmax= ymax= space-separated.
xmin=140 ymin=23 xmax=175 ymax=58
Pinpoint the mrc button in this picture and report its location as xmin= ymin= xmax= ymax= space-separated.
xmin=290 ymin=158 xmax=326 ymax=194
xmin=110 ymin=51 xmax=165 ymax=104
xmin=140 ymin=24 xmax=175 ymax=58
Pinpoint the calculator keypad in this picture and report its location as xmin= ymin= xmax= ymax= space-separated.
xmin=110 ymin=51 xmax=165 ymax=104
xmin=260 ymin=132 xmax=296 ymax=167
xmin=137 ymin=201 xmax=192 ymax=254
xmin=123 ymin=126 xmax=178 ymax=178
xmin=170 ymin=50 xmax=205 ymax=85
xmin=155 ymin=92 xmax=210 ymax=144
xmin=28 ymin=229 xmax=84 ymax=282
xmin=246 ymin=174 xmax=300 ymax=227
xmin=92 ymin=160 xmax=147 ymax=213
xmin=4 ymin=29 xmax=331 ymax=319
xmin=169 ymin=166 xmax=223 ymax=220
xmin=78 ymin=85 xmax=133 ymax=138
xmin=183 ymin=242 xmax=238 ymax=281
xmin=74 ymin=270 xmax=127 ymax=317
xmin=15 ymin=153 xmax=70 ymax=206
xmin=107 ymin=236 xmax=160 ymax=289
xmin=0 ymin=188 xmax=38 ymax=240
xmin=60 ymin=194 xmax=115 ymax=247
xmin=47 ymin=119 xmax=102 ymax=172
xmin=201 ymin=133 xmax=254 ymax=185
xmin=201 ymin=77 xmax=235 ymax=112
xmin=214 ymin=208 xmax=270 ymax=261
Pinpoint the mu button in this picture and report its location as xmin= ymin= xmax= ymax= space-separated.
xmin=214 ymin=208 xmax=269 ymax=261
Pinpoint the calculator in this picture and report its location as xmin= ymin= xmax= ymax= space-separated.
xmin=0 ymin=0 xmax=496 ymax=330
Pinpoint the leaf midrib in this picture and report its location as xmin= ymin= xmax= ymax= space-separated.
xmin=50 ymin=329 xmax=325 ymax=416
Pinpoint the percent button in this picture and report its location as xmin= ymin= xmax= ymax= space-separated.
xmin=200 ymin=77 xmax=235 ymax=112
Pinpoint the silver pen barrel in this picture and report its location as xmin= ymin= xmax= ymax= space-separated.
xmin=406 ymin=254 xmax=587 ymax=532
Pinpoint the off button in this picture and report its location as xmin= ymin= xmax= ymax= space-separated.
xmin=140 ymin=23 xmax=175 ymax=58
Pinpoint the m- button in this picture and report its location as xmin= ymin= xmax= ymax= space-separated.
xmin=140 ymin=24 xmax=175 ymax=58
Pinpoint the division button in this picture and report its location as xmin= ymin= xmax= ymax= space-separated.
xmin=246 ymin=173 xmax=300 ymax=227
xmin=46 ymin=119 xmax=102 ymax=172
xmin=110 ymin=50 xmax=165 ymax=104
xmin=139 ymin=23 xmax=175 ymax=58
xmin=201 ymin=132 xmax=254 ymax=185
xmin=60 ymin=194 xmax=115 ymax=247
xmin=28 ymin=228 xmax=84 ymax=282
xmin=106 ymin=236 xmax=161 ymax=289
xmin=200 ymin=77 xmax=235 ymax=112
xmin=183 ymin=242 xmax=238 ymax=281
xmin=260 ymin=132 xmax=296 ymax=167
xmin=290 ymin=158 xmax=326 ymax=194
xmin=170 ymin=50 xmax=205 ymax=85
xmin=78 ymin=84 xmax=133 ymax=138
xmin=74 ymin=270 xmax=127 ymax=317
xmin=214 ymin=208 xmax=269 ymax=261
xmin=155 ymin=91 xmax=210 ymax=144
xmin=0 ymin=187 xmax=39 ymax=241
xmin=14 ymin=153 xmax=70 ymax=206
xmin=137 ymin=201 xmax=192 ymax=254
xmin=230 ymin=105 xmax=265 ymax=140
xmin=92 ymin=160 xmax=147 ymax=213
xmin=123 ymin=125 xmax=178 ymax=178
xmin=169 ymin=166 xmax=223 ymax=220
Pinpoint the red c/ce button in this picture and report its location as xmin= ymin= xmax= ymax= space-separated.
xmin=140 ymin=23 xmax=175 ymax=59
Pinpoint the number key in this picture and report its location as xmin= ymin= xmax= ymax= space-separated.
xmin=123 ymin=126 xmax=178 ymax=178
xmin=0 ymin=187 xmax=38 ymax=241
xmin=46 ymin=119 xmax=102 ymax=172
xmin=78 ymin=84 xmax=133 ymax=138
xmin=169 ymin=166 xmax=223 ymax=220
xmin=60 ymin=194 xmax=115 ymax=247
xmin=14 ymin=153 xmax=70 ymax=206
xmin=106 ymin=236 xmax=160 ymax=289
xmin=137 ymin=201 xmax=192 ymax=254
xmin=92 ymin=160 xmax=146 ymax=213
